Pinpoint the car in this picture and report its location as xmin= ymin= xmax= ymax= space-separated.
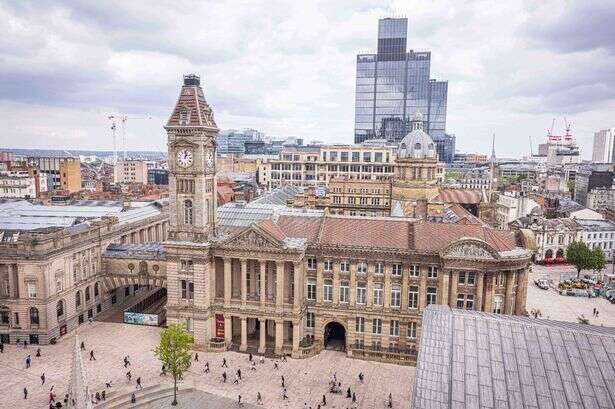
xmin=534 ymin=279 xmax=549 ymax=290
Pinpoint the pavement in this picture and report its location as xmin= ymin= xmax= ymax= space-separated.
xmin=527 ymin=263 xmax=615 ymax=326
xmin=0 ymin=321 xmax=415 ymax=409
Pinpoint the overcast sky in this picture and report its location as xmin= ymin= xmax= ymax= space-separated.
xmin=1 ymin=0 xmax=614 ymax=158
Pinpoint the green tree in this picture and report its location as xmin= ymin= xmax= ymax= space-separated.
xmin=567 ymin=180 xmax=575 ymax=195
xmin=566 ymin=241 xmax=607 ymax=279
xmin=154 ymin=324 xmax=194 ymax=406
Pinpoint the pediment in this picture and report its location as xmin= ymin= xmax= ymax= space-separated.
xmin=169 ymin=138 xmax=199 ymax=149
xmin=221 ymin=227 xmax=283 ymax=250
xmin=442 ymin=239 xmax=498 ymax=260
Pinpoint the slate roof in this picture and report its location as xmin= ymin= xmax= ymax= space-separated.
xmin=433 ymin=188 xmax=484 ymax=204
xmin=103 ymin=243 xmax=165 ymax=260
xmin=413 ymin=305 xmax=615 ymax=409
xmin=166 ymin=74 xmax=217 ymax=129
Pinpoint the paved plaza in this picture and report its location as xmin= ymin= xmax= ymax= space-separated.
xmin=0 ymin=321 xmax=415 ymax=409
xmin=527 ymin=264 xmax=615 ymax=325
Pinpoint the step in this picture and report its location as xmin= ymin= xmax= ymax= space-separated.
xmin=104 ymin=387 xmax=176 ymax=409
xmin=97 ymin=384 xmax=169 ymax=409
xmin=131 ymin=387 xmax=195 ymax=409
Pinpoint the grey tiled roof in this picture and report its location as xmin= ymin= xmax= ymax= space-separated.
xmin=103 ymin=242 xmax=165 ymax=260
xmin=413 ymin=305 xmax=615 ymax=409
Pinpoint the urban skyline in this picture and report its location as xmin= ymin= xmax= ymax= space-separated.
xmin=1 ymin=1 xmax=614 ymax=158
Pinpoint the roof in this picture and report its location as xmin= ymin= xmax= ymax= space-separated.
xmin=397 ymin=113 xmax=437 ymax=160
xmin=413 ymin=305 xmax=615 ymax=409
xmin=103 ymin=243 xmax=165 ymax=260
xmin=166 ymin=75 xmax=217 ymax=129
xmin=251 ymin=185 xmax=304 ymax=206
xmin=433 ymin=188 xmax=484 ymax=204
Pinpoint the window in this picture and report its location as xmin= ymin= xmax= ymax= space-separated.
xmin=390 ymin=320 xmax=400 ymax=337
xmin=323 ymin=279 xmax=333 ymax=302
xmin=458 ymin=272 xmax=466 ymax=285
xmin=324 ymin=260 xmax=333 ymax=272
xmin=307 ymin=258 xmax=317 ymax=270
xmin=375 ymin=262 xmax=384 ymax=275
xmin=356 ymin=282 xmax=366 ymax=304
xmin=340 ymin=261 xmax=350 ymax=273
xmin=391 ymin=285 xmax=401 ymax=308
xmin=372 ymin=318 xmax=382 ymax=334
xmin=180 ymin=259 xmax=194 ymax=271
xmin=27 ymin=283 xmax=37 ymax=298
xmin=30 ymin=307 xmax=39 ymax=325
xmin=409 ymin=265 xmax=419 ymax=277
xmin=0 ymin=308 xmax=8 ymax=325
xmin=355 ymin=316 xmax=364 ymax=333
xmin=56 ymin=273 xmax=64 ymax=293
xmin=427 ymin=287 xmax=437 ymax=305
xmin=496 ymin=273 xmax=505 ymax=287
xmin=373 ymin=283 xmax=383 ymax=306
xmin=407 ymin=322 xmax=417 ymax=339
xmin=85 ymin=286 xmax=90 ymax=302
xmin=428 ymin=266 xmax=438 ymax=279
xmin=184 ymin=200 xmax=193 ymax=225
xmin=181 ymin=280 xmax=194 ymax=300
xmin=457 ymin=294 xmax=474 ymax=310
xmin=56 ymin=300 xmax=64 ymax=319
xmin=357 ymin=262 xmax=367 ymax=274
xmin=493 ymin=295 xmax=503 ymax=314
xmin=306 ymin=312 xmax=315 ymax=328
xmin=75 ymin=291 xmax=81 ymax=308
xmin=467 ymin=273 xmax=476 ymax=286
xmin=392 ymin=264 xmax=402 ymax=276
xmin=408 ymin=286 xmax=419 ymax=309
xmin=340 ymin=281 xmax=349 ymax=303
xmin=307 ymin=279 xmax=316 ymax=301
xmin=94 ymin=283 xmax=99 ymax=297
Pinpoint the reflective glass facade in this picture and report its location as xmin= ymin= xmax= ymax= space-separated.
xmin=355 ymin=18 xmax=448 ymax=157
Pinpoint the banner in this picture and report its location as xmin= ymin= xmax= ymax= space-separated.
xmin=215 ymin=314 xmax=225 ymax=338
xmin=124 ymin=311 xmax=159 ymax=326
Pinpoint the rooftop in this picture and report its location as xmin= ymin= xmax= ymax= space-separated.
xmin=413 ymin=305 xmax=615 ymax=409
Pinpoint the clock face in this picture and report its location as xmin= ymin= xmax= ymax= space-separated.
xmin=176 ymin=149 xmax=193 ymax=168
xmin=206 ymin=150 xmax=214 ymax=168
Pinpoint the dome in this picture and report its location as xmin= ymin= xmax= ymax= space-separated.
xmin=397 ymin=113 xmax=437 ymax=160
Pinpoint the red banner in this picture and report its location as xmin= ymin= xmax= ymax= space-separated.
xmin=215 ymin=314 xmax=224 ymax=338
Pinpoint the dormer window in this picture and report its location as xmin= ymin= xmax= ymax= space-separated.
xmin=414 ymin=143 xmax=421 ymax=150
xmin=179 ymin=108 xmax=190 ymax=125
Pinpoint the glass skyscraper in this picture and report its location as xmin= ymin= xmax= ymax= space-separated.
xmin=354 ymin=18 xmax=452 ymax=161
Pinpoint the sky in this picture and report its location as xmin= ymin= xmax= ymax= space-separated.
xmin=0 ymin=0 xmax=614 ymax=159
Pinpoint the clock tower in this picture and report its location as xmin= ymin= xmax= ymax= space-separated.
xmin=165 ymin=74 xmax=218 ymax=242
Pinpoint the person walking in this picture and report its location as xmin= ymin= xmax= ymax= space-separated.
xmin=388 ymin=392 xmax=393 ymax=408
xmin=233 ymin=373 xmax=240 ymax=384
xmin=126 ymin=371 xmax=132 ymax=382
xmin=237 ymin=368 xmax=242 ymax=380
xmin=49 ymin=389 xmax=56 ymax=404
xmin=358 ymin=372 xmax=364 ymax=383
xmin=281 ymin=375 xmax=285 ymax=388
xmin=36 ymin=347 xmax=41 ymax=357
xmin=89 ymin=350 xmax=96 ymax=361
xmin=256 ymin=392 xmax=263 ymax=405
xmin=123 ymin=356 xmax=131 ymax=368
xmin=238 ymin=394 xmax=243 ymax=407
xmin=282 ymin=388 xmax=288 ymax=400
xmin=346 ymin=387 xmax=351 ymax=398
xmin=136 ymin=377 xmax=143 ymax=390
xmin=273 ymin=361 xmax=279 ymax=370
xmin=249 ymin=353 xmax=253 ymax=362
xmin=322 ymin=394 xmax=327 ymax=406
xmin=105 ymin=381 xmax=112 ymax=388
xmin=160 ymin=364 xmax=166 ymax=376
xmin=222 ymin=371 xmax=227 ymax=383
xmin=23 ymin=387 xmax=28 ymax=399
xmin=194 ymin=353 xmax=199 ymax=362
xmin=204 ymin=361 xmax=210 ymax=373
xmin=352 ymin=392 xmax=356 ymax=403
xmin=26 ymin=354 xmax=31 ymax=368
xmin=80 ymin=341 xmax=85 ymax=351
xmin=101 ymin=390 xmax=106 ymax=401
xmin=41 ymin=373 xmax=46 ymax=385
xmin=0 ymin=342 xmax=3 ymax=353
xmin=251 ymin=361 xmax=256 ymax=371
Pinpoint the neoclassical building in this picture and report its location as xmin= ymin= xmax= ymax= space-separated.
xmin=163 ymin=75 xmax=535 ymax=363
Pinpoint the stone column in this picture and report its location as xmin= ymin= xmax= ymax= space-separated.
xmin=475 ymin=271 xmax=484 ymax=311
xmin=332 ymin=261 xmax=340 ymax=305
xmin=224 ymin=315 xmax=232 ymax=344
xmin=349 ymin=263 xmax=357 ymax=306
xmin=366 ymin=272 xmax=374 ymax=307
xmin=505 ymin=271 xmax=515 ymax=314
xmin=224 ymin=258 xmax=232 ymax=307
xmin=241 ymin=259 xmax=247 ymax=305
xmin=240 ymin=317 xmax=247 ymax=352
xmin=276 ymin=261 xmax=285 ymax=308
xmin=439 ymin=269 xmax=450 ymax=306
xmin=274 ymin=319 xmax=284 ymax=355
xmin=210 ymin=257 xmax=217 ymax=301
xmin=292 ymin=321 xmax=300 ymax=357
xmin=449 ymin=271 xmax=459 ymax=308
xmin=401 ymin=267 xmax=409 ymax=310
xmin=418 ymin=268 xmax=427 ymax=312
xmin=293 ymin=262 xmax=302 ymax=311
xmin=483 ymin=273 xmax=495 ymax=313
xmin=515 ymin=269 xmax=528 ymax=315
xmin=258 ymin=319 xmax=266 ymax=353
xmin=260 ymin=261 xmax=267 ymax=305
xmin=381 ymin=321 xmax=390 ymax=349
xmin=316 ymin=260 xmax=324 ymax=303
xmin=384 ymin=267 xmax=391 ymax=308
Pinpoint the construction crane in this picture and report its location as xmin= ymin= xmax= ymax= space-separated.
xmin=106 ymin=114 xmax=152 ymax=162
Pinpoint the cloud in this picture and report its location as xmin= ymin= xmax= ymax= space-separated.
xmin=0 ymin=0 xmax=613 ymax=159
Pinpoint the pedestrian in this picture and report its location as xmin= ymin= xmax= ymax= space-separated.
xmin=126 ymin=371 xmax=132 ymax=382
xmin=597 ymin=310 xmax=600 ymax=317
xmin=23 ymin=339 xmax=27 ymax=348
xmin=105 ymin=381 xmax=112 ymax=388
xmin=322 ymin=394 xmax=327 ymax=406
xmin=304 ymin=403 xmax=308 ymax=409
xmin=41 ymin=373 xmax=46 ymax=385
xmin=222 ymin=371 xmax=227 ymax=383
xmin=95 ymin=392 xmax=101 ymax=402
xmin=593 ymin=307 xmax=596 ymax=316
xmin=281 ymin=355 xmax=287 ymax=362
xmin=160 ymin=364 xmax=166 ymax=376
xmin=101 ymin=390 xmax=106 ymax=401
xmin=123 ymin=356 xmax=130 ymax=367
xmin=80 ymin=341 xmax=85 ymax=351
xmin=194 ymin=352 xmax=199 ymax=362
xmin=251 ymin=361 xmax=256 ymax=371
xmin=282 ymin=388 xmax=288 ymax=400
xmin=352 ymin=392 xmax=356 ymax=403
xmin=24 ymin=387 xmax=28 ymax=399
xmin=238 ymin=394 xmax=243 ymax=406
xmin=49 ymin=389 xmax=56 ymax=403
xmin=136 ymin=377 xmax=143 ymax=390
xmin=0 ymin=342 xmax=3 ymax=353
xmin=257 ymin=391 xmax=263 ymax=405
xmin=26 ymin=354 xmax=31 ymax=368
xmin=249 ymin=353 xmax=253 ymax=362
xmin=204 ymin=362 xmax=210 ymax=373
xmin=259 ymin=356 xmax=265 ymax=364
xmin=89 ymin=350 xmax=95 ymax=361
xmin=273 ymin=361 xmax=279 ymax=370
xmin=36 ymin=348 xmax=41 ymax=357
xmin=281 ymin=375 xmax=285 ymax=388
xmin=388 ymin=392 xmax=393 ymax=408
xmin=346 ymin=387 xmax=351 ymax=398
xmin=358 ymin=372 xmax=364 ymax=383
xmin=130 ymin=393 xmax=136 ymax=404
xmin=237 ymin=368 xmax=242 ymax=380
xmin=222 ymin=358 xmax=228 ymax=367
xmin=233 ymin=373 xmax=239 ymax=384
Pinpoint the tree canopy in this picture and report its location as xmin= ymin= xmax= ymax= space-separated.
xmin=154 ymin=323 xmax=194 ymax=406
xmin=566 ymin=241 xmax=607 ymax=278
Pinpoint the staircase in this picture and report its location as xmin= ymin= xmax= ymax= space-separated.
xmin=96 ymin=384 xmax=194 ymax=409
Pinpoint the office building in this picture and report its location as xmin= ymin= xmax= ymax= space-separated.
xmin=27 ymin=157 xmax=80 ymax=191
xmin=114 ymin=160 xmax=149 ymax=184
xmin=59 ymin=158 xmax=82 ymax=193
xmin=354 ymin=18 xmax=448 ymax=149
xmin=592 ymin=128 xmax=615 ymax=163
xmin=574 ymin=164 xmax=614 ymax=206
xmin=147 ymin=168 xmax=169 ymax=185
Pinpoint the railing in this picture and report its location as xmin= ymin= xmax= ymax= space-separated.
xmin=208 ymin=338 xmax=227 ymax=352
xmin=297 ymin=340 xmax=323 ymax=358
xmin=350 ymin=346 xmax=417 ymax=365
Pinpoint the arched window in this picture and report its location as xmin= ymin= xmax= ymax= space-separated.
xmin=75 ymin=291 xmax=81 ymax=308
xmin=85 ymin=286 xmax=90 ymax=302
xmin=30 ymin=307 xmax=39 ymax=325
xmin=57 ymin=300 xmax=64 ymax=319
xmin=184 ymin=200 xmax=193 ymax=225
xmin=94 ymin=282 xmax=99 ymax=297
xmin=493 ymin=295 xmax=503 ymax=314
xmin=414 ymin=143 xmax=421 ymax=150
xmin=400 ymin=143 xmax=406 ymax=150
xmin=0 ymin=306 xmax=9 ymax=325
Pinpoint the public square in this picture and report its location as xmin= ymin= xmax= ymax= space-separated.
xmin=527 ymin=263 xmax=615 ymax=325
xmin=0 ymin=321 xmax=415 ymax=409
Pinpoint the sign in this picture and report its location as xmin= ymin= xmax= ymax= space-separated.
xmin=123 ymin=312 xmax=159 ymax=326
xmin=215 ymin=314 xmax=225 ymax=338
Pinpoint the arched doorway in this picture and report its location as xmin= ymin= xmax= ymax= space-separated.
xmin=544 ymin=249 xmax=553 ymax=259
xmin=324 ymin=321 xmax=346 ymax=351
xmin=556 ymin=248 xmax=564 ymax=258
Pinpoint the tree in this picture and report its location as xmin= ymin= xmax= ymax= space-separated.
xmin=566 ymin=241 xmax=606 ymax=279
xmin=154 ymin=324 xmax=194 ymax=406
